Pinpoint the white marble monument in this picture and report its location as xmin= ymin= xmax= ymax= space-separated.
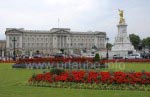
xmin=112 ymin=9 xmax=134 ymax=55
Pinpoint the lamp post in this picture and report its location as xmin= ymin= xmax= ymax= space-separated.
xmin=12 ymin=37 xmax=17 ymax=61
xmin=106 ymin=37 xmax=109 ymax=59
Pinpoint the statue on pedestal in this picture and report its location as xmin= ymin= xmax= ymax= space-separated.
xmin=118 ymin=9 xmax=125 ymax=24
xmin=112 ymin=9 xmax=135 ymax=53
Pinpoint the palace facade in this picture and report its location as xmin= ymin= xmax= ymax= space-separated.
xmin=5 ymin=28 xmax=106 ymax=56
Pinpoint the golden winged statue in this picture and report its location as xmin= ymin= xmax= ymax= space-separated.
xmin=118 ymin=9 xmax=125 ymax=24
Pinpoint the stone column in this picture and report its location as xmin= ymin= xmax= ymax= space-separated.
xmin=58 ymin=36 xmax=60 ymax=48
xmin=2 ymin=50 xmax=4 ymax=57
xmin=30 ymin=51 xmax=32 ymax=57
xmin=94 ymin=36 xmax=98 ymax=48
xmin=64 ymin=36 xmax=67 ymax=48
xmin=61 ymin=36 xmax=63 ymax=48
xmin=10 ymin=51 xmax=13 ymax=56
xmin=6 ymin=35 xmax=9 ymax=48
xmin=62 ymin=36 xmax=64 ymax=48
xmin=66 ymin=36 xmax=70 ymax=48
xmin=63 ymin=36 xmax=65 ymax=48
xmin=19 ymin=35 xmax=22 ymax=48
xmin=53 ymin=35 xmax=57 ymax=49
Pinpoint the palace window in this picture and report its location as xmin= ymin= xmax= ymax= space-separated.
xmin=10 ymin=43 xmax=12 ymax=48
xmin=22 ymin=43 xmax=25 ymax=48
xmin=17 ymin=43 xmax=19 ymax=48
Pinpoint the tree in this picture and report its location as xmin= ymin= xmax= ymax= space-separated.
xmin=94 ymin=53 xmax=100 ymax=62
xmin=142 ymin=37 xmax=150 ymax=48
xmin=60 ymin=49 xmax=64 ymax=54
xmin=106 ymin=43 xmax=113 ymax=50
xmin=129 ymin=34 xmax=141 ymax=50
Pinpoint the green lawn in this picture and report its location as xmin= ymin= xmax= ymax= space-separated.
xmin=0 ymin=63 xmax=150 ymax=97
xmin=108 ymin=62 xmax=150 ymax=72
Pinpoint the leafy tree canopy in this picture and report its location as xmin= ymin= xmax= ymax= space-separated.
xmin=129 ymin=34 xmax=141 ymax=50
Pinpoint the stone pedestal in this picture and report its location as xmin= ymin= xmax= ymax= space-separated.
xmin=112 ymin=23 xmax=134 ymax=55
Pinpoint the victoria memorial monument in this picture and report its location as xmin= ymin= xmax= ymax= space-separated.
xmin=111 ymin=9 xmax=135 ymax=56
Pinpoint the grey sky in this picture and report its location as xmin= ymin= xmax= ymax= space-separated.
xmin=0 ymin=0 xmax=150 ymax=43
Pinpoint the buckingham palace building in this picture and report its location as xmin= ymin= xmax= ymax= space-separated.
xmin=5 ymin=28 xmax=106 ymax=56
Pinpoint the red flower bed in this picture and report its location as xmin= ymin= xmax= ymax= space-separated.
xmin=17 ymin=58 xmax=95 ymax=64
xmin=29 ymin=71 xmax=150 ymax=85
xmin=17 ymin=58 xmax=150 ymax=64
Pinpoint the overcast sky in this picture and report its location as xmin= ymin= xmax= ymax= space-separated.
xmin=0 ymin=0 xmax=150 ymax=43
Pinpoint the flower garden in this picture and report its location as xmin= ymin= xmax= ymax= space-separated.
xmin=28 ymin=69 xmax=150 ymax=91
xmin=1 ymin=61 xmax=150 ymax=97
xmin=10 ymin=57 xmax=148 ymax=91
